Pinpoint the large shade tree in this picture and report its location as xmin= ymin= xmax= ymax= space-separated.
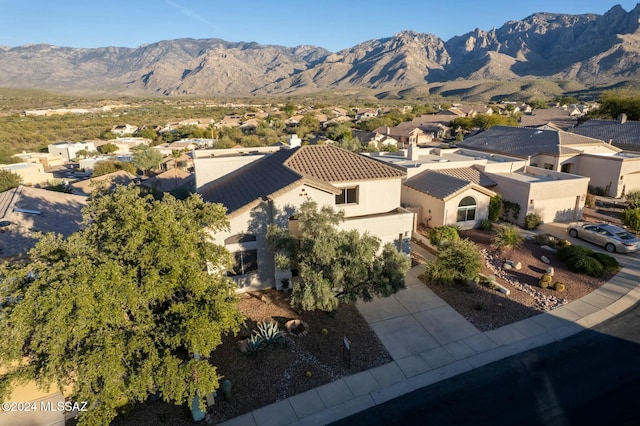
xmin=0 ymin=185 xmax=243 ymax=425
xmin=267 ymin=200 xmax=410 ymax=311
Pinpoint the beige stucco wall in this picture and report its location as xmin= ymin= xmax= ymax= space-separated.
xmin=442 ymin=189 xmax=492 ymax=230
xmin=339 ymin=209 xmax=414 ymax=253
xmin=402 ymin=185 xmax=445 ymax=228
xmin=194 ymin=155 xmax=267 ymax=190
xmin=0 ymin=163 xmax=54 ymax=185
xmin=334 ymin=178 xmax=401 ymax=217
xmin=486 ymin=168 xmax=589 ymax=224
xmin=212 ymin=184 xmax=334 ymax=292
xmin=574 ymin=155 xmax=623 ymax=197
xmin=401 ymin=185 xmax=490 ymax=229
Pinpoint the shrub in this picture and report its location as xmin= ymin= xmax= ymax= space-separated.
xmin=553 ymin=282 xmax=566 ymax=292
xmin=566 ymin=255 xmax=604 ymax=277
xmin=584 ymin=193 xmax=595 ymax=208
xmin=540 ymin=273 xmax=552 ymax=283
xmin=591 ymin=252 xmax=620 ymax=273
xmin=557 ymin=239 xmax=571 ymax=247
xmin=557 ymin=244 xmax=593 ymax=262
xmin=479 ymin=219 xmax=493 ymax=232
xmin=588 ymin=185 xmax=606 ymax=196
xmin=621 ymin=208 xmax=640 ymax=234
xmin=625 ymin=190 xmax=640 ymax=209
xmin=523 ymin=213 xmax=543 ymax=230
xmin=422 ymin=239 xmax=483 ymax=285
xmin=428 ymin=225 xmax=460 ymax=247
xmin=488 ymin=194 xmax=502 ymax=221
xmin=534 ymin=234 xmax=550 ymax=245
xmin=539 ymin=279 xmax=550 ymax=288
xmin=491 ymin=225 xmax=524 ymax=251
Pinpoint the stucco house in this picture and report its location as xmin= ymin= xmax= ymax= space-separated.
xmin=369 ymin=143 xmax=589 ymax=227
xmin=572 ymin=114 xmax=640 ymax=152
xmin=198 ymin=145 xmax=414 ymax=291
xmin=459 ymin=126 xmax=640 ymax=197
xmin=404 ymin=169 xmax=496 ymax=229
xmin=0 ymin=162 xmax=54 ymax=185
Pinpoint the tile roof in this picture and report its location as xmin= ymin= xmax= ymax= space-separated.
xmin=198 ymin=145 xmax=405 ymax=216
xmin=459 ymin=126 xmax=606 ymax=158
xmin=140 ymin=169 xmax=194 ymax=193
xmin=404 ymin=170 xmax=472 ymax=200
xmin=0 ymin=186 xmax=86 ymax=259
xmin=285 ymin=145 xmax=405 ymax=183
xmin=572 ymin=119 xmax=640 ymax=151
xmin=433 ymin=166 xmax=496 ymax=187
xmin=71 ymin=170 xmax=136 ymax=196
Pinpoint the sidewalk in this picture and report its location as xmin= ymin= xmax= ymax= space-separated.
xmin=221 ymin=225 xmax=640 ymax=426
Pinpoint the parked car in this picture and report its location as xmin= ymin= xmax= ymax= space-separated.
xmin=566 ymin=223 xmax=640 ymax=253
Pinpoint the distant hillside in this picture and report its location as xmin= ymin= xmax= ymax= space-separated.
xmin=0 ymin=4 xmax=638 ymax=100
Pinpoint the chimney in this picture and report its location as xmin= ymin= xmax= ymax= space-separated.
xmin=408 ymin=142 xmax=418 ymax=161
xmin=618 ymin=113 xmax=627 ymax=124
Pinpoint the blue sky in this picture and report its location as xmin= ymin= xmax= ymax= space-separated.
xmin=0 ymin=1 xmax=637 ymax=52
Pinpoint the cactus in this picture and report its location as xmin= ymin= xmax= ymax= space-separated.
xmin=539 ymin=279 xmax=550 ymax=288
xmin=554 ymin=282 xmax=566 ymax=292
xmin=540 ymin=273 xmax=552 ymax=283
xmin=245 ymin=334 xmax=265 ymax=354
xmin=256 ymin=320 xmax=285 ymax=345
xmin=222 ymin=379 xmax=232 ymax=400
xmin=305 ymin=371 xmax=312 ymax=378
xmin=321 ymin=328 xmax=328 ymax=336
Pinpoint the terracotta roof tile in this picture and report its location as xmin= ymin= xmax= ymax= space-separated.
xmin=285 ymin=145 xmax=404 ymax=183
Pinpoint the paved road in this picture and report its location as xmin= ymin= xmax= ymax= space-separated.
xmin=331 ymin=301 xmax=640 ymax=426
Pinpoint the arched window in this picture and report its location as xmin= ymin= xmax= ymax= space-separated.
xmin=457 ymin=196 xmax=476 ymax=222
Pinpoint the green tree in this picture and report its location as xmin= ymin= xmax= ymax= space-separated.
xmin=421 ymin=239 xmax=483 ymax=285
xmin=0 ymin=169 xmax=22 ymax=192
xmin=621 ymin=208 xmax=640 ymax=234
xmin=92 ymin=159 xmax=137 ymax=177
xmin=99 ymin=143 xmax=118 ymax=155
xmin=132 ymin=144 xmax=163 ymax=174
xmin=136 ymin=127 xmax=159 ymax=141
xmin=267 ymin=201 xmax=410 ymax=311
xmin=488 ymin=194 xmax=502 ymax=222
xmin=0 ymin=186 xmax=243 ymax=425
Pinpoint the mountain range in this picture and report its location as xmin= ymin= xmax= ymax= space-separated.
xmin=1 ymin=4 xmax=639 ymax=99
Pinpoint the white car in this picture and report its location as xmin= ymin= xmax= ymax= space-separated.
xmin=566 ymin=223 xmax=640 ymax=253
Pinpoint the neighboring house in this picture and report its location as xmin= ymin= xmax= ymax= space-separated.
xmin=13 ymin=152 xmax=65 ymax=169
xmin=192 ymin=146 xmax=284 ymax=190
xmin=140 ymin=169 xmax=194 ymax=195
xmin=0 ymin=162 xmax=54 ymax=185
xmin=48 ymin=141 xmax=95 ymax=161
xmin=111 ymin=124 xmax=139 ymax=135
xmin=459 ymin=126 xmax=640 ymax=197
xmin=71 ymin=170 xmax=136 ymax=196
xmin=198 ymin=145 xmax=414 ymax=291
xmin=519 ymin=108 xmax=577 ymax=131
xmin=374 ymin=125 xmax=431 ymax=147
xmin=572 ymin=114 xmax=640 ymax=152
xmin=0 ymin=185 xmax=86 ymax=259
xmin=371 ymin=143 xmax=589 ymax=226
xmin=354 ymin=108 xmax=381 ymax=120
xmin=404 ymin=170 xmax=496 ymax=229
xmin=159 ymin=153 xmax=193 ymax=172
xmin=95 ymin=137 xmax=150 ymax=154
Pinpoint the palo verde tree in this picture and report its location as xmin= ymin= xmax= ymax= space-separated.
xmin=267 ymin=200 xmax=410 ymax=311
xmin=132 ymin=144 xmax=163 ymax=174
xmin=0 ymin=185 xmax=243 ymax=425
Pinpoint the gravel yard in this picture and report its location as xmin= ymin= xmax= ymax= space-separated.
xmin=112 ymin=289 xmax=391 ymax=425
xmin=421 ymin=228 xmax=615 ymax=331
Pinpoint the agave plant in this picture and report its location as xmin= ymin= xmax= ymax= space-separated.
xmin=256 ymin=320 xmax=285 ymax=345
xmin=245 ymin=334 xmax=265 ymax=354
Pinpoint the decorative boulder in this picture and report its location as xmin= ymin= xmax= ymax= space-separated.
xmin=503 ymin=262 xmax=513 ymax=270
xmin=541 ymin=255 xmax=550 ymax=264
xmin=513 ymin=262 xmax=523 ymax=270
xmin=546 ymin=266 xmax=555 ymax=276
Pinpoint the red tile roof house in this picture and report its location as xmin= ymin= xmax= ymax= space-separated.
xmin=197 ymin=145 xmax=415 ymax=291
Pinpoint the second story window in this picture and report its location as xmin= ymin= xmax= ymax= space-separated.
xmin=336 ymin=186 xmax=358 ymax=205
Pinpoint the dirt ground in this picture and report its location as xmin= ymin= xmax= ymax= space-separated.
xmin=111 ymin=290 xmax=391 ymax=425
xmin=421 ymin=228 xmax=614 ymax=331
